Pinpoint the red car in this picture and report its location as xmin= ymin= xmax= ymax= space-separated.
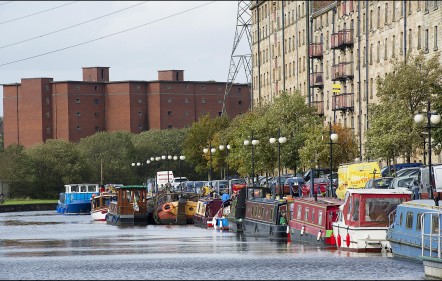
xmin=301 ymin=177 xmax=330 ymax=197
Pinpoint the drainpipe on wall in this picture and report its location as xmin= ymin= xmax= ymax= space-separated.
xmin=282 ymin=0 xmax=285 ymax=92
xmin=306 ymin=0 xmax=311 ymax=106
xmin=357 ymin=0 xmax=362 ymax=160
xmin=403 ymin=0 xmax=407 ymax=63
xmin=257 ymin=0 xmax=261 ymax=106
xmin=365 ymin=1 xmax=369 ymax=132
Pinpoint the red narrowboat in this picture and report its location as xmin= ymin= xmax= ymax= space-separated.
xmin=288 ymin=197 xmax=343 ymax=246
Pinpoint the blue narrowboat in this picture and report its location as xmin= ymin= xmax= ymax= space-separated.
xmin=386 ymin=199 xmax=442 ymax=260
xmin=56 ymin=183 xmax=100 ymax=214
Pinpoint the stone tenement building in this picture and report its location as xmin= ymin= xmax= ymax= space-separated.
xmin=2 ymin=67 xmax=250 ymax=148
xmin=251 ymin=0 xmax=442 ymax=161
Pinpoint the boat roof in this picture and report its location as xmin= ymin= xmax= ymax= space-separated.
xmin=401 ymin=199 xmax=442 ymax=211
xmin=346 ymin=188 xmax=412 ymax=195
xmin=295 ymin=197 xmax=343 ymax=206
xmin=116 ymin=185 xmax=147 ymax=189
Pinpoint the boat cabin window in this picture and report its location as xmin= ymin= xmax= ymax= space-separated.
xmin=71 ymin=185 xmax=79 ymax=192
xmin=318 ymin=210 xmax=323 ymax=225
xmin=80 ymin=185 xmax=87 ymax=192
xmin=88 ymin=185 xmax=97 ymax=192
xmin=269 ymin=209 xmax=274 ymax=221
xmin=312 ymin=208 xmax=316 ymax=224
xmin=399 ymin=212 xmax=403 ymax=226
xmin=134 ymin=190 xmax=140 ymax=202
xmin=297 ymin=205 xmax=302 ymax=220
xmin=416 ymin=213 xmax=423 ymax=231
xmin=305 ymin=207 xmax=309 ymax=221
xmin=365 ymin=198 xmax=403 ymax=223
xmin=405 ymin=211 xmax=413 ymax=229
xmin=352 ymin=198 xmax=360 ymax=221
xmin=432 ymin=214 xmax=440 ymax=234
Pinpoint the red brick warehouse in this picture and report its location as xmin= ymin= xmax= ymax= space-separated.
xmin=3 ymin=67 xmax=250 ymax=148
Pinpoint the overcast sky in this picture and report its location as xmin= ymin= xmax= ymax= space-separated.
xmin=0 ymin=1 xmax=251 ymax=116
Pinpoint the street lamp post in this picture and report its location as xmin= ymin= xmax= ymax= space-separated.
xmin=218 ymin=144 xmax=231 ymax=180
xmin=131 ymin=162 xmax=142 ymax=184
xmin=145 ymin=159 xmax=151 ymax=186
xmin=269 ymin=128 xmax=287 ymax=198
xmin=155 ymin=156 xmax=161 ymax=194
xmin=414 ymin=98 xmax=441 ymax=205
xmin=328 ymin=121 xmax=339 ymax=198
xmin=179 ymin=155 xmax=185 ymax=191
xmin=244 ymin=132 xmax=259 ymax=187
xmin=203 ymin=142 xmax=216 ymax=181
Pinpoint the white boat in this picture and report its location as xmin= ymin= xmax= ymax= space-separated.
xmin=90 ymin=192 xmax=117 ymax=221
xmin=332 ymin=189 xmax=412 ymax=252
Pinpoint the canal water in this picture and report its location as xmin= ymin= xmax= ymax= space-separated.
xmin=0 ymin=211 xmax=425 ymax=280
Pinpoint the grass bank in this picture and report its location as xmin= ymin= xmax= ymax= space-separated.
xmin=2 ymin=199 xmax=58 ymax=205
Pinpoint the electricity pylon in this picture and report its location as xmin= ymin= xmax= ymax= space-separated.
xmin=221 ymin=0 xmax=252 ymax=116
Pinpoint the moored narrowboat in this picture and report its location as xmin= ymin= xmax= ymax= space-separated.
xmin=242 ymin=187 xmax=292 ymax=239
xmin=106 ymin=185 xmax=149 ymax=225
xmin=149 ymin=191 xmax=200 ymax=225
xmin=386 ymin=199 xmax=442 ymax=260
xmin=193 ymin=197 xmax=224 ymax=228
xmin=288 ymin=196 xmax=343 ymax=247
xmin=332 ymin=189 xmax=412 ymax=252
xmin=226 ymin=187 xmax=247 ymax=232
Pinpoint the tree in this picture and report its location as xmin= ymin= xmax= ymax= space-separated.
xmin=182 ymin=114 xmax=230 ymax=179
xmin=367 ymin=52 xmax=442 ymax=162
xmin=0 ymin=144 xmax=33 ymax=198
xmin=77 ymin=131 xmax=136 ymax=184
xmin=299 ymin=123 xmax=359 ymax=171
xmin=26 ymin=139 xmax=88 ymax=198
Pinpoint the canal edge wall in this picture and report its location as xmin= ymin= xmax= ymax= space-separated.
xmin=0 ymin=203 xmax=56 ymax=213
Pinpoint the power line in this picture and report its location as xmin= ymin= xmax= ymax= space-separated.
xmin=0 ymin=1 xmax=217 ymax=67
xmin=0 ymin=1 xmax=149 ymax=49
xmin=0 ymin=1 xmax=13 ymax=7
xmin=0 ymin=1 xmax=79 ymax=25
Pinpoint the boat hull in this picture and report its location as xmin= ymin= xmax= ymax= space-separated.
xmin=243 ymin=219 xmax=287 ymax=239
xmin=422 ymin=256 xmax=442 ymax=279
xmin=106 ymin=212 xmax=149 ymax=225
xmin=289 ymin=227 xmax=334 ymax=247
xmin=332 ymin=224 xmax=390 ymax=253
xmin=56 ymin=200 xmax=91 ymax=214
xmin=91 ymin=208 xmax=108 ymax=221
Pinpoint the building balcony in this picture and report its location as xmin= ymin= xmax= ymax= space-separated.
xmin=309 ymin=72 xmax=324 ymax=88
xmin=331 ymin=29 xmax=354 ymax=50
xmin=309 ymin=43 xmax=323 ymax=59
xmin=311 ymin=100 xmax=324 ymax=116
xmin=331 ymin=62 xmax=354 ymax=81
xmin=332 ymin=92 xmax=354 ymax=111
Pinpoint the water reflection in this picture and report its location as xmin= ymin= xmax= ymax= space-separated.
xmin=0 ymin=211 xmax=426 ymax=280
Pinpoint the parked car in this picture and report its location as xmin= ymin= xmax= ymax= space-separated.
xmin=395 ymin=167 xmax=420 ymax=178
xmin=389 ymin=176 xmax=416 ymax=190
xmin=171 ymin=177 xmax=189 ymax=189
xmin=301 ymin=177 xmax=329 ymax=197
xmin=380 ymin=163 xmax=423 ymax=177
xmin=179 ymin=180 xmax=205 ymax=194
xmin=282 ymin=176 xmax=305 ymax=196
xmin=324 ymin=173 xmax=338 ymax=187
xmin=364 ymin=177 xmax=394 ymax=189
xmin=270 ymin=175 xmax=293 ymax=195
xmin=212 ymin=180 xmax=230 ymax=195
